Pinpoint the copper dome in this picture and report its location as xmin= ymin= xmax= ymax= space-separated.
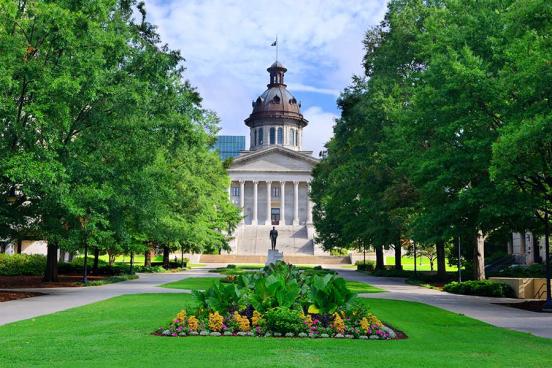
xmin=245 ymin=61 xmax=308 ymax=128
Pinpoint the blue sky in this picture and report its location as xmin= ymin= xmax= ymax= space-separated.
xmin=143 ymin=0 xmax=389 ymax=155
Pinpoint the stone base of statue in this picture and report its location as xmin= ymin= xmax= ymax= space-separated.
xmin=266 ymin=249 xmax=284 ymax=265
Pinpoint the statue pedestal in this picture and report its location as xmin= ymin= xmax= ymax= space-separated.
xmin=266 ymin=249 xmax=284 ymax=265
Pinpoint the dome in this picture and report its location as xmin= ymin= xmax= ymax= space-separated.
xmin=245 ymin=61 xmax=308 ymax=128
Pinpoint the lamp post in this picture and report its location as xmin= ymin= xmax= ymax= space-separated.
xmin=79 ymin=216 xmax=89 ymax=284
xmin=543 ymin=212 xmax=552 ymax=312
xmin=413 ymin=241 xmax=417 ymax=278
xmin=458 ymin=236 xmax=462 ymax=283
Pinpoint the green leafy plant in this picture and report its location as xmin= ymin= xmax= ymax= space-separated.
xmin=265 ymin=307 xmax=306 ymax=334
xmin=309 ymin=273 xmax=354 ymax=314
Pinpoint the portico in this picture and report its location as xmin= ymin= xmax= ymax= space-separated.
xmin=230 ymin=179 xmax=313 ymax=226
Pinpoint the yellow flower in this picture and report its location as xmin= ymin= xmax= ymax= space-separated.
xmin=332 ymin=313 xmax=345 ymax=334
xmin=233 ymin=311 xmax=250 ymax=332
xmin=187 ymin=315 xmax=199 ymax=332
xmin=209 ymin=312 xmax=224 ymax=332
xmin=176 ymin=309 xmax=187 ymax=323
xmin=367 ymin=313 xmax=383 ymax=328
xmin=360 ymin=317 xmax=370 ymax=333
xmin=302 ymin=313 xmax=313 ymax=328
xmin=251 ymin=311 xmax=263 ymax=327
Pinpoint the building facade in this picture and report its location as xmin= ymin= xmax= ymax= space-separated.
xmin=227 ymin=61 xmax=324 ymax=256
xmin=213 ymin=135 xmax=246 ymax=160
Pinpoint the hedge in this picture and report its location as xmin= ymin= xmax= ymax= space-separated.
xmin=0 ymin=254 xmax=46 ymax=276
xmin=443 ymin=280 xmax=515 ymax=298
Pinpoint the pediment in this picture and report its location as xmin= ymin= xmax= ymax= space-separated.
xmin=229 ymin=146 xmax=318 ymax=172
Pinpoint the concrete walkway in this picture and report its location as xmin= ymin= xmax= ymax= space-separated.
xmin=0 ymin=268 xmax=220 ymax=326
xmin=337 ymin=269 xmax=552 ymax=339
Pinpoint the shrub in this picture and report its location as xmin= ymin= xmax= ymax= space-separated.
xmin=355 ymin=260 xmax=375 ymax=272
xmin=0 ymin=254 xmax=46 ymax=276
xmin=443 ymin=280 xmax=515 ymax=298
xmin=265 ymin=307 xmax=305 ymax=334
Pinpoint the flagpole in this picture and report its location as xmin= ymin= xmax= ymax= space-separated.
xmin=276 ymin=35 xmax=278 ymax=62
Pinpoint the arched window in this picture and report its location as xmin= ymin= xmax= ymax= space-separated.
xmin=259 ymin=128 xmax=264 ymax=145
xmin=269 ymin=127 xmax=275 ymax=144
xmin=289 ymin=129 xmax=295 ymax=146
xmin=277 ymin=127 xmax=283 ymax=144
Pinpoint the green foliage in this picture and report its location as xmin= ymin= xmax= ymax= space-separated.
xmin=0 ymin=254 xmax=46 ymax=276
xmin=356 ymin=260 xmax=375 ymax=272
xmin=265 ymin=307 xmax=305 ymax=334
xmin=309 ymin=273 xmax=354 ymax=314
xmin=250 ymin=273 xmax=301 ymax=312
xmin=443 ymin=280 xmax=515 ymax=298
xmin=77 ymin=274 xmax=139 ymax=287
xmin=192 ymin=280 xmax=246 ymax=314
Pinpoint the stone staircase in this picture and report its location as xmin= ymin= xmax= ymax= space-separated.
xmin=199 ymin=254 xmax=351 ymax=265
xmin=232 ymin=225 xmax=314 ymax=255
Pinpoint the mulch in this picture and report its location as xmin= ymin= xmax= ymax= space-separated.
xmin=0 ymin=275 xmax=107 ymax=289
xmin=0 ymin=290 xmax=45 ymax=302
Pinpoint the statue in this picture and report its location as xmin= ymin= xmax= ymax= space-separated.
xmin=269 ymin=226 xmax=278 ymax=250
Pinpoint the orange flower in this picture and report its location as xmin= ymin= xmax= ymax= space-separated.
xmin=209 ymin=312 xmax=224 ymax=332
xmin=332 ymin=313 xmax=345 ymax=334
xmin=187 ymin=316 xmax=199 ymax=332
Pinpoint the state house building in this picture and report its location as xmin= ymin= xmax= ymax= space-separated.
xmin=227 ymin=61 xmax=325 ymax=256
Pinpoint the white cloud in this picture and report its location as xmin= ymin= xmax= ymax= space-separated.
xmin=143 ymin=0 xmax=388 ymax=150
xmin=302 ymin=106 xmax=337 ymax=156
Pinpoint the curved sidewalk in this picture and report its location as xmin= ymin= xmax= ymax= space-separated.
xmin=0 ymin=268 xmax=219 ymax=326
xmin=337 ymin=269 xmax=552 ymax=339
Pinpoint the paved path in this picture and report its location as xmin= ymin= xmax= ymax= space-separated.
xmin=336 ymin=269 xmax=552 ymax=339
xmin=0 ymin=268 xmax=220 ymax=326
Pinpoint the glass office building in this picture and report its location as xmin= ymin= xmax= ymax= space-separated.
xmin=213 ymin=135 xmax=246 ymax=160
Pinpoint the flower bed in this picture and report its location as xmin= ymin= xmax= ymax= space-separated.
xmin=154 ymin=261 xmax=400 ymax=340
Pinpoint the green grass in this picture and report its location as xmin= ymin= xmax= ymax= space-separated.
xmin=0 ymin=294 xmax=551 ymax=367
xmin=345 ymin=280 xmax=384 ymax=293
xmin=386 ymin=256 xmax=458 ymax=272
xmin=161 ymin=277 xmax=222 ymax=290
xmin=161 ymin=277 xmax=380 ymax=294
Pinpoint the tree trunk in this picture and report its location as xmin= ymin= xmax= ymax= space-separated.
xmin=436 ymin=240 xmax=447 ymax=279
xmin=130 ymin=251 xmax=135 ymax=274
xmin=16 ymin=239 xmax=22 ymax=254
xmin=43 ymin=243 xmax=59 ymax=282
xmin=394 ymin=237 xmax=402 ymax=270
xmin=375 ymin=246 xmax=384 ymax=270
xmin=144 ymin=248 xmax=152 ymax=267
xmin=163 ymin=245 xmax=170 ymax=269
xmin=92 ymin=247 xmax=100 ymax=274
xmin=473 ymin=231 xmax=486 ymax=280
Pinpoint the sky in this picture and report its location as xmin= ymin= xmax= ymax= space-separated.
xmin=143 ymin=0 xmax=389 ymax=155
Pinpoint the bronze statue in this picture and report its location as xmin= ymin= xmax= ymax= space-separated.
xmin=269 ymin=226 xmax=278 ymax=250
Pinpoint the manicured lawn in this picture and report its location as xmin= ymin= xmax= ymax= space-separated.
xmin=161 ymin=276 xmax=222 ymax=290
xmin=161 ymin=277 xmax=383 ymax=294
xmin=386 ymin=256 xmax=458 ymax=272
xmin=0 ymin=294 xmax=551 ymax=367
xmin=345 ymin=280 xmax=383 ymax=293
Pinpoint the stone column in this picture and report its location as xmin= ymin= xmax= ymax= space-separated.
xmin=266 ymin=181 xmax=272 ymax=225
xmin=252 ymin=181 xmax=258 ymax=225
xmin=306 ymin=182 xmax=313 ymax=224
xmin=293 ymin=181 xmax=299 ymax=226
xmin=239 ymin=180 xmax=245 ymax=223
xmin=280 ymin=181 xmax=285 ymax=225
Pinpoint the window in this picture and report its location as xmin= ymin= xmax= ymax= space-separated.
xmin=269 ymin=127 xmax=275 ymax=144
xmin=289 ymin=129 xmax=294 ymax=145
xmin=231 ymin=187 xmax=240 ymax=197
xmin=272 ymin=186 xmax=280 ymax=198
xmin=272 ymin=95 xmax=280 ymax=104
xmin=295 ymin=130 xmax=299 ymax=147
xmin=277 ymin=127 xmax=283 ymax=144
xmin=258 ymin=128 xmax=264 ymax=145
